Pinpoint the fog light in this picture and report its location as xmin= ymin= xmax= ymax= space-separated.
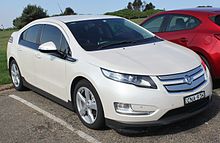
xmin=131 ymin=104 xmax=156 ymax=113
xmin=114 ymin=102 xmax=155 ymax=115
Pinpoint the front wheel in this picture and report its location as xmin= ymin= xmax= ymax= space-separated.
xmin=73 ymin=79 xmax=105 ymax=129
xmin=10 ymin=60 xmax=26 ymax=91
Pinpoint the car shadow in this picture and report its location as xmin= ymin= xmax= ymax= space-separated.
xmin=116 ymin=92 xmax=220 ymax=137
xmin=213 ymin=79 xmax=220 ymax=89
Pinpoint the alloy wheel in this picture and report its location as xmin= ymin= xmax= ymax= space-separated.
xmin=76 ymin=87 xmax=98 ymax=124
xmin=11 ymin=63 xmax=21 ymax=87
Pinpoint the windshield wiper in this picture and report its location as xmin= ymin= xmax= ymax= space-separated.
xmin=98 ymin=40 xmax=135 ymax=49
xmin=97 ymin=37 xmax=159 ymax=50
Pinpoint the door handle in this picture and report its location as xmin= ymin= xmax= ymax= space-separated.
xmin=180 ymin=38 xmax=188 ymax=43
xmin=35 ymin=53 xmax=41 ymax=59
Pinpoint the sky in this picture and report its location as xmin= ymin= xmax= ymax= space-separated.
xmin=0 ymin=0 xmax=219 ymax=28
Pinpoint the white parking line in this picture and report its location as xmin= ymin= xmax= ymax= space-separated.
xmin=9 ymin=94 xmax=101 ymax=143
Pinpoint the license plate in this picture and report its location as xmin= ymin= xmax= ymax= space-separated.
xmin=184 ymin=92 xmax=205 ymax=105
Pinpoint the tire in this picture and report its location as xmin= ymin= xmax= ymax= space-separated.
xmin=73 ymin=79 xmax=105 ymax=129
xmin=200 ymin=55 xmax=211 ymax=71
xmin=10 ymin=60 xmax=26 ymax=91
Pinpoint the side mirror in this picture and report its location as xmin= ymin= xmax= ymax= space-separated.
xmin=38 ymin=42 xmax=57 ymax=53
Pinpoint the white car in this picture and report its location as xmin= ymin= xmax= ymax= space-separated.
xmin=7 ymin=15 xmax=212 ymax=130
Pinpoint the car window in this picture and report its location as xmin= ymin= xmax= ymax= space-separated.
xmin=40 ymin=25 xmax=62 ymax=49
xmin=166 ymin=15 xmax=200 ymax=32
xmin=142 ymin=15 xmax=165 ymax=33
xmin=108 ymin=20 xmax=141 ymax=37
xmin=60 ymin=35 xmax=71 ymax=55
xmin=21 ymin=25 xmax=42 ymax=44
xmin=210 ymin=15 xmax=220 ymax=26
xmin=67 ymin=18 xmax=161 ymax=51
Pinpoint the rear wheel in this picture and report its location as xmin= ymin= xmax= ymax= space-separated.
xmin=10 ymin=60 xmax=26 ymax=91
xmin=73 ymin=79 xmax=105 ymax=129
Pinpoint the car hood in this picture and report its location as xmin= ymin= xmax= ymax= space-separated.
xmin=86 ymin=41 xmax=201 ymax=76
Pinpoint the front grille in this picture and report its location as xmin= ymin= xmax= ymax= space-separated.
xmin=160 ymin=97 xmax=209 ymax=120
xmin=158 ymin=66 xmax=206 ymax=93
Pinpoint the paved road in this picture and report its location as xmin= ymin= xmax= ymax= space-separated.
xmin=0 ymin=84 xmax=219 ymax=143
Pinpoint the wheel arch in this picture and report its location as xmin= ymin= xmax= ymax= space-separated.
xmin=193 ymin=49 xmax=216 ymax=78
xmin=70 ymin=76 xmax=87 ymax=99
xmin=189 ymin=46 xmax=213 ymax=68
xmin=69 ymin=75 xmax=105 ymax=113
xmin=8 ymin=57 xmax=16 ymax=75
xmin=70 ymin=76 xmax=97 ymax=104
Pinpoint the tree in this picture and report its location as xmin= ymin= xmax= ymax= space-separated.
xmin=127 ymin=2 xmax=133 ymax=10
xmin=63 ymin=7 xmax=76 ymax=15
xmin=137 ymin=0 xmax=143 ymax=10
xmin=13 ymin=5 xmax=48 ymax=29
xmin=105 ymin=8 xmax=162 ymax=19
xmin=0 ymin=24 xmax=4 ymax=30
xmin=197 ymin=5 xmax=212 ymax=8
xmin=141 ymin=1 xmax=147 ymax=11
xmin=132 ymin=0 xmax=143 ymax=11
xmin=144 ymin=2 xmax=155 ymax=11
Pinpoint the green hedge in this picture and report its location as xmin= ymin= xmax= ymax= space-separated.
xmin=105 ymin=9 xmax=163 ymax=19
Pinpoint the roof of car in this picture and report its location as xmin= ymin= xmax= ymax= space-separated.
xmin=39 ymin=15 xmax=120 ymax=23
xmin=168 ymin=7 xmax=220 ymax=13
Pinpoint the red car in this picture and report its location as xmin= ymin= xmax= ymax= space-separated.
xmin=141 ymin=8 xmax=220 ymax=79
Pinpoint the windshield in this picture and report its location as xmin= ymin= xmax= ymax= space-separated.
xmin=66 ymin=18 xmax=162 ymax=51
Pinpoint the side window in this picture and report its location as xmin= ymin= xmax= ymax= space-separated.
xmin=142 ymin=15 xmax=165 ymax=33
xmin=166 ymin=15 xmax=200 ymax=32
xmin=41 ymin=24 xmax=71 ymax=56
xmin=60 ymin=35 xmax=71 ymax=55
xmin=21 ymin=25 xmax=42 ymax=44
xmin=40 ymin=25 xmax=62 ymax=49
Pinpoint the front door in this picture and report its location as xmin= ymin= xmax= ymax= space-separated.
xmin=33 ymin=24 xmax=70 ymax=101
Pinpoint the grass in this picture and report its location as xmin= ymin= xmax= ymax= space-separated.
xmin=0 ymin=18 xmax=144 ymax=85
xmin=0 ymin=30 xmax=17 ymax=85
xmin=131 ymin=18 xmax=146 ymax=24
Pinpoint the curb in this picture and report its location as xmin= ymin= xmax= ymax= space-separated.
xmin=0 ymin=84 xmax=13 ymax=92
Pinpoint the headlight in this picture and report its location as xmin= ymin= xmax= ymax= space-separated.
xmin=101 ymin=68 xmax=157 ymax=89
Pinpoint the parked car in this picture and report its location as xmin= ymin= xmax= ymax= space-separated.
xmin=141 ymin=8 xmax=220 ymax=79
xmin=7 ymin=15 xmax=212 ymax=130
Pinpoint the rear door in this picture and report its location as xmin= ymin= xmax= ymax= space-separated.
xmin=159 ymin=14 xmax=201 ymax=47
xmin=18 ymin=25 xmax=42 ymax=84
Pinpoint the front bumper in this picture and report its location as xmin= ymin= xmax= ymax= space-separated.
xmin=106 ymin=96 xmax=212 ymax=129
xmin=94 ymin=66 xmax=213 ymax=129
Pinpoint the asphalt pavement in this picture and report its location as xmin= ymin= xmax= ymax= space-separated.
xmin=0 ymin=82 xmax=219 ymax=143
